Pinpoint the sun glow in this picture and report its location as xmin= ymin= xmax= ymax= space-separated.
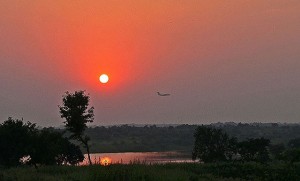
xmin=100 ymin=157 xmax=112 ymax=166
xmin=99 ymin=74 xmax=109 ymax=83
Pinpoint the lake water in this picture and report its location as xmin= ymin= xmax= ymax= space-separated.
xmin=81 ymin=151 xmax=194 ymax=165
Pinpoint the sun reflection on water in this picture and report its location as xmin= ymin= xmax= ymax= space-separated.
xmin=100 ymin=157 xmax=112 ymax=166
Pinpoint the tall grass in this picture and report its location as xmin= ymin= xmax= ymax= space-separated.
xmin=0 ymin=162 xmax=299 ymax=181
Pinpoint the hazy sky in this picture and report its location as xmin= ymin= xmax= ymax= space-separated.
xmin=1 ymin=1 xmax=300 ymax=126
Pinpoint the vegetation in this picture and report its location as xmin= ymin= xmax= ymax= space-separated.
xmin=0 ymin=118 xmax=83 ymax=168
xmin=0 ymin=162 xmax=300 ymax=181
xmin=1 ymin=119 xmax=300 ymax=180
xmin=1 ymin=91 xmax=300 ymax=180
xmin=81 ymin=123 xmax=300 ymax=153
xmin=192 ymin=126 xmax=271 ymax=163
xmin=85 ymin=125 xmax=195 ymax=153
xmin=0 ymin=118 xmax=36 ymax=167
xmin=59 ymin=91 xmax=94 ymax=165
xmin=28 ymin=128 xmax=84 ymax=167
xmin=192 ymin=126 xmax=237 ymax=162
xmin=238 ymin=138 xmax=270 ymax=163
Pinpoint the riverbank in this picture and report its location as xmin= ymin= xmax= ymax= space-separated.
xmin=1 ymin=162 xmax=299 ymax=181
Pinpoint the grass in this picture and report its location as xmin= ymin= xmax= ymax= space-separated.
xmin=0 ymin=162 xmax=299 ymax=181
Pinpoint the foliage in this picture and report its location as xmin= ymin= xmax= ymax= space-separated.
xmin=59 ymin=90 xmax=94 ymax=165
xmin=59 ymin=141 xmax=85 ymax=165
xmin=0 ymin=117 xmax=36 ymax=167
xmin=279 ymin=138 xmax=300 ymax=164
xmin=288 ymin=138 xmax=300 ymax=149
xmin=192 ymin=126 xmax=272 ymax=163
xmin=216 ymin=122 xmax=300 ymax=144
xmin=280 ymin=149 xmax=300 ymax=164
xmin=28 ymin=128 xmax=84 ymax=166
xmin=59 ymin=91 xmax=94 ymax=138
xmin=75 ymin=123 xmax=300 ymax=154
xmin=192 ymin=126 xmax=237 ymax=163
xmin=237 ymin=138 xmax=270 ymax=163
xmin=84 ymin=124 xmax=195 ymax=153
xmin=0 ymin=118 xmax=84 ymax=168
xmin=0 ymin=162 xmax=300 ymax=181
xmin=269 ymin=143 xmax=285 ymax=160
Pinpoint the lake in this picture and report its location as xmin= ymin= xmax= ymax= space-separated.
xmin=81 ymin=151 xmax=194 ymax=165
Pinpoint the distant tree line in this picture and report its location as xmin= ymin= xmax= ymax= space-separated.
xmin=213 ymin=122 xmax=300 ymax=144
xmin=192 ymin=125 xmax=300 ymax=164
xmin=84 ymin=124 xmax=195 ymax=153
xmin=81 ymin=123 xmax=300 ymax=153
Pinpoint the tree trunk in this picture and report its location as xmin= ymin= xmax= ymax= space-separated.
xmin=85 ymin=142 xmax=92 ymax=165
xmin=79 ymin=136 xmax=92 ymax=165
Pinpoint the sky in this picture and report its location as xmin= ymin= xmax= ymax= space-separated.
xmin=1 ymin=1 xmax=300 ymax=126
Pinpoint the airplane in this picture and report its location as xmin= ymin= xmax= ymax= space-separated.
xmin=157 ymin=92 xmax=171 ymax=96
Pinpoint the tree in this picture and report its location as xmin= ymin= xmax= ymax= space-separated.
xmin=269 ymin=143 xmax=285 ymax=160
xmin=0 ymin=117 xmax=36 ymax=167
xmin=28 ymin=128 xmax=84 ymax=166
xmin=192 ymin=126 xmax=237 ymax=163
xmin=280 ymin=149 xmax=300 ymax=164
xmin=237 ymin=138 xmax=270 ymax=163
xmin=288 ymin=138 xmax=300 ymax=149
xmin=59 ymin=91 xmax=94 ymax=165
xmin=57 ymin=141 xmax=85 ymax=165
xmin=0 ymin=118 xmax=84 ymax=168
xmin=278 ymin=138 xmax=300 ymax=164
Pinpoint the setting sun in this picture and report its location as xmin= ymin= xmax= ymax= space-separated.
xmin=99 ymin=74 xmax=109 ymax=84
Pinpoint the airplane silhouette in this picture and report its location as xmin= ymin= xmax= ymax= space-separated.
xmin=157 ymin=92 xmax=171 ymax=96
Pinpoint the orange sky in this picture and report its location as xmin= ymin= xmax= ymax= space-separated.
xmin=1 ymin=1 xmax=300 ymax=126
